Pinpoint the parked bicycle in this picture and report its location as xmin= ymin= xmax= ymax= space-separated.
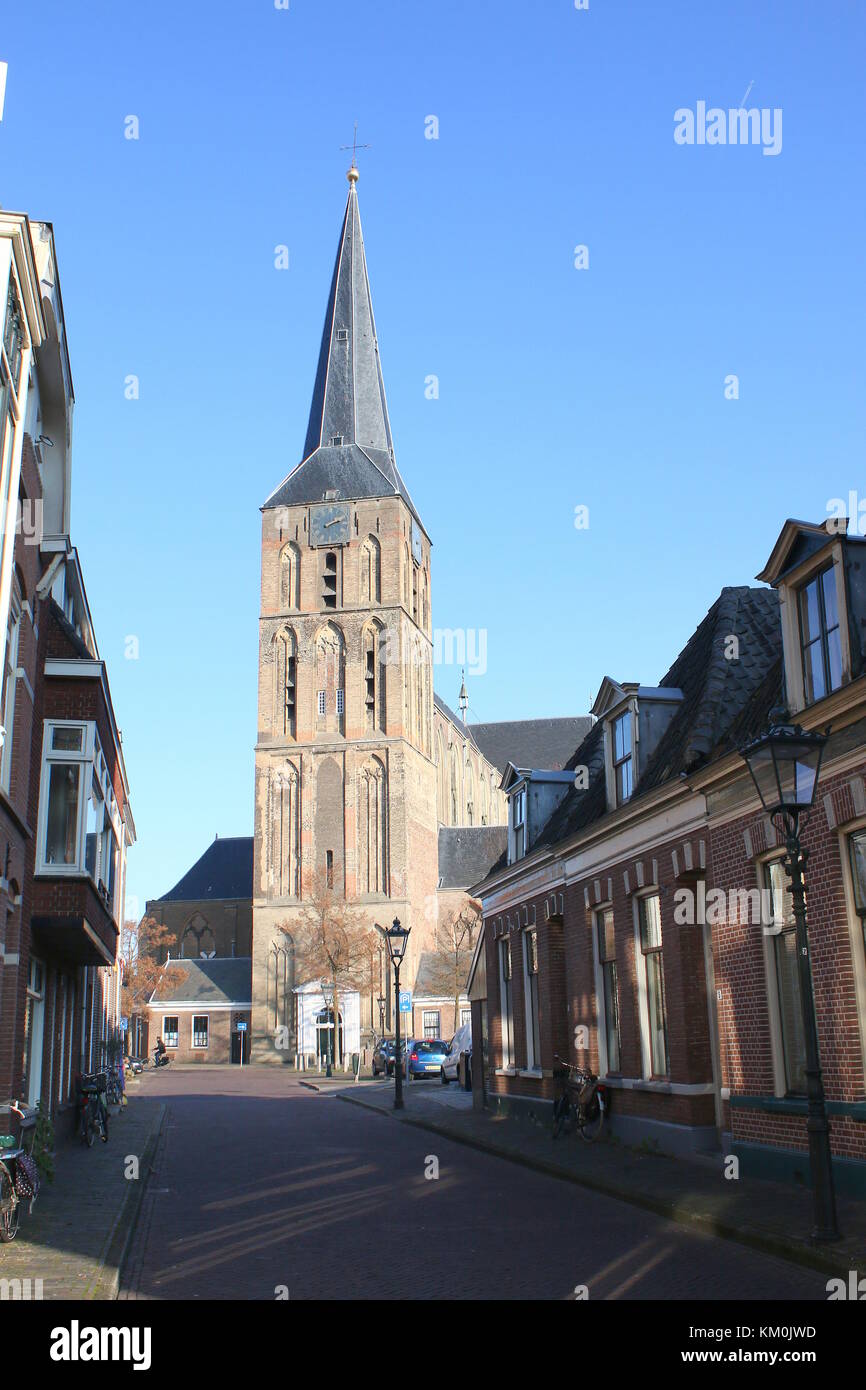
xmin=0 ymin=1103 xmax=40 ymax=1242
xmin=552 ymin=1055 xmax=607 ymax=1142
xmin=77 ymin=1072 xmax=109 ymax=1147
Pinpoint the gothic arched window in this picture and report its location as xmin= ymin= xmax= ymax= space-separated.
xmin=450 ymin=745 xmax=459 ymax=826
xmin=481 ymin=766 xmax=490 ymax=825
xmin=358 ymin=756 xmax=388 ymax=895
xmin=273 ymin=628 xmax=297 ymax=738
xmin=360 ymin=536 xmax=381 ymax=605
xmin=316 ymin=623 xmax=346 ymax=735
xmin=271 ymin=761 xmax=300 ymax=898
xmin=280 ymin=543 xmax=300 ymax=610
xmin=362 ymin=621 xmax=387 ymax=734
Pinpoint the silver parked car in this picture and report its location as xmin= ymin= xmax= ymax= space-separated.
xmin=440 ymin=1021 xmax=472 ymax=1085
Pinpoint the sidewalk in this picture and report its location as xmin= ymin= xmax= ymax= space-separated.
xmin=334 ymin=1080 xmax=866 ymax=1279
xmin=0 ymin=1087 xmax=164 ymax=1300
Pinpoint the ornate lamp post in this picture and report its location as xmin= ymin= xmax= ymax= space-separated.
xmin=386 ymin=918 xmax=410 ymax=1111
xmin=376 ymin=994 xmax=386 ymax=1039
xmin=740 ymin=720 xmax=839 ymax=1241
xmin=320 ymin=979 xmax=335 ymax=1078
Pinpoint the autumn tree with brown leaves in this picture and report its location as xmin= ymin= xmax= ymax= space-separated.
xmin=120 ymin=917 xmax=187 ymax=1054
xmin=279 ymin=870 xmax=381 ymax=1064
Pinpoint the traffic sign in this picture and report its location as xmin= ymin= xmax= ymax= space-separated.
xmin=398 ymin=991 xmax=411 ymax=1013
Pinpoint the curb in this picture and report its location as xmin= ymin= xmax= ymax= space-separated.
xmin=336 ymin=1091 xmax=863 ymax=1281
xmin=88 ymin=1103 xmax=167 ymax=1301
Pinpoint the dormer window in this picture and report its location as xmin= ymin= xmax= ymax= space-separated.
xmin=613 ymin=711 xmax=633 ymax=805
xmin=509 ymin=786 xmax=526 ymax=863
xmin=798 ymin=565 xmax=842 ymax=704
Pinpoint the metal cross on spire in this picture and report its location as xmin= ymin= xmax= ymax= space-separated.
xmin=341 ymin=121 xmax=371 ymax=183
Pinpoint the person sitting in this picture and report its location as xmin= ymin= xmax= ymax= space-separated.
xmin=155 ymin=1036 xmax=166 ymax=1059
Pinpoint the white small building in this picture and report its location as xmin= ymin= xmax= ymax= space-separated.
xmin=295 ymin=982 xmax=360 ymax=1067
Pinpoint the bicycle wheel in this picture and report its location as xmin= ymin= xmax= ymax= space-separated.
xmin=84 ymin=1108 xmax=96 ymax=1147
xmin=0 ymin=1165 xmax=19 ymax=1242
xmin=578 ymin=1095 xmax=604 ymax=1143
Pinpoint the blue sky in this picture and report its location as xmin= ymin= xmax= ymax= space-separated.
xmin=0 ymin=1 xmax=863 ymax=915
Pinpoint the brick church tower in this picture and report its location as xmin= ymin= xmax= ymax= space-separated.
xmin=250 ymin=165 xmax=438 ymax=1063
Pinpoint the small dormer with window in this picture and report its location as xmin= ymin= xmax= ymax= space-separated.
xmin=757 ymin=516 xmax=866 ymax=715
xmin=502 ymin=763 xmax=574 ymax=864
xmin=592 ymin=678 xmax=684 ymax=812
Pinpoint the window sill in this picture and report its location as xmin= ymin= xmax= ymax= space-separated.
xmin=495 ymin=1066 xmax=518 ymax=1076
xmin=518 ymin=1068 xmax=543 ymax=1079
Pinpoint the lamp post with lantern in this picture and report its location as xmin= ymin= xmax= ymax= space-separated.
xmin=740 ymin=720 xmax=838 ymax=1241
xmin=386 ymin=918 xmax=410 ymax=1111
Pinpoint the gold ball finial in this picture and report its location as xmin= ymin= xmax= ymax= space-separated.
xmin=347 ymin=165 xmax=359 ymax=184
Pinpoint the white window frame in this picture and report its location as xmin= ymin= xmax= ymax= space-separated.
xmin=757 ymin=850 xmax=807 ymax=1098
xmin=838 ymin=819 xmax=866 ymax=1090
xmin=421 ymin=1009 xmax=440 ymax=1040
xmin=522 ymin=926 xmax=541 ymax=1073
xmin=499 ymin=936 xmax=514 ymax=1068
xmin=633 ymin=888 xmax=669 ymax=1080
xmin=508 ymin=785 xmax=526 ymax=864
xmin=36 ymin=721 xmax=124 ymax=917
xmin=592 ymin=904 xmax=620 ymax=1077
xmin=776 ymin=541 xmax=851 ymax=716
xmin=192 ymin=1015 xmax=209 ymax=1049
xmin=162 ymin=1015 xmax=179 ymax=1049
xmin=0 ymin=581 xmax=20 ymax=793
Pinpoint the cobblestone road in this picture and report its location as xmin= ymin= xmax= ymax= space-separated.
xmin=119 ymin=1069 xmax=828 ymax=1302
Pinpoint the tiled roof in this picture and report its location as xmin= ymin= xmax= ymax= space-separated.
xmin=264 ymin=181 xmax=422 ymax=529
xmin=469 ymin=717 xmax=593 ymax=775
xmin=156 ymin=837 xmax=254 ymax=903
xmin=148 ymin=957 xmax=252 ymax=1006
xmin=438 ymin=826 xmax=507 ymax=888
xmin=491 ymin=586 xmax=782 ymax=864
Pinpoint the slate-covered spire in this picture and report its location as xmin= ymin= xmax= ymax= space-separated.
xmin=264 ymin=169 xmax=422 ymax=527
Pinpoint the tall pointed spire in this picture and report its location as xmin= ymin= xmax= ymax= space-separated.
xmin=265 ymin=171 xmax=422 ymax=527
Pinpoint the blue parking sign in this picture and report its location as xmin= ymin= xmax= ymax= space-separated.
xmin=399 ymin=991 xmax=411 ymax=1013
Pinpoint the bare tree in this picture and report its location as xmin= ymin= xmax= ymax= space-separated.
xmin=426 ymin=899 xmax=481 ymax=1032
xmin=279 ymin=870 xmax=380 ymax=1065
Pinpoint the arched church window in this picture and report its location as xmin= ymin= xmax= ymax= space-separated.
xmin=450 ymin=745 xmax=459 ymax=826
xmin=360 ymin=536 xmax=381 ymax=604
xmin=280 ymin=543 xmax=300 ymax=610
xmin=362 ymin=621 xmax=387 ymax=734
xmin=181 ymin=912 xmax=215 ymax=958
xmin=437 ymin=728 xmax=447 ymax=823
xmin=273 ymin=628 xmax=297 ymax=738
xmin=316 ymin=623 xmax=346 ymax=734
xmin=481 ymin=766 xmax=490 ymax=825
xmin=465 ymin=752 xmax=475 ymax=826
xmin=271 ymin=761 xmax=301 ymax=897
xmin=357 ymin=756 xmax=388 ymax=895
xmin=403 ymin=546 xmax=410 ymax=608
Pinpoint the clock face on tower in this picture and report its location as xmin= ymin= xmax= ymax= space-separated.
xmin=310 ymin=502 xmax=350 ymax=546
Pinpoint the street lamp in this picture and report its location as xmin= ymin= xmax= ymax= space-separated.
xmin=740 ymin=720 xmax=838 ymax=1241
xmin=376 ymin=994 xmax=386 ymax=1039
xmin=320 ymin=979 xmax=335 ymax=1078
xmin=386 ymin=918 xmax=411 ymax=1111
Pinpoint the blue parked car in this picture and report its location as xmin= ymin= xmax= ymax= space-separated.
xmin=407 ymin=1039 xmax=448 ymax=1080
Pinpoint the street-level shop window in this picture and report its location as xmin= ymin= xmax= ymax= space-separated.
xmin=162 ymin=1016 xmax=179 ymax=1049
xmin=192 ymin=1016 xmax=209 ymax=1049
xmin=638 ymin=893 xmax=669 ymax=1078
xmin=764 ymin=858 xmax=807 ymax=1095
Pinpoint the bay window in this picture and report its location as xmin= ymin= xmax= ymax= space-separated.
xmin=38 ymin=721 xmax=123 ymax=917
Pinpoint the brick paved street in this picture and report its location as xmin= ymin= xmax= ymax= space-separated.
xmin=119 ymin=1068 xmax=830 ymax=1301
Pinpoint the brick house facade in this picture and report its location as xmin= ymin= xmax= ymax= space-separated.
xmin=0 ymin=212 xmax=134 ymax=1141
xmin=476 ymin=518 xmax=866 ymax=1192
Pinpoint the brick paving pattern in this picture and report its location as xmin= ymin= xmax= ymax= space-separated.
xmin=119 ymin=1069 xmax=833 ymax=1301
